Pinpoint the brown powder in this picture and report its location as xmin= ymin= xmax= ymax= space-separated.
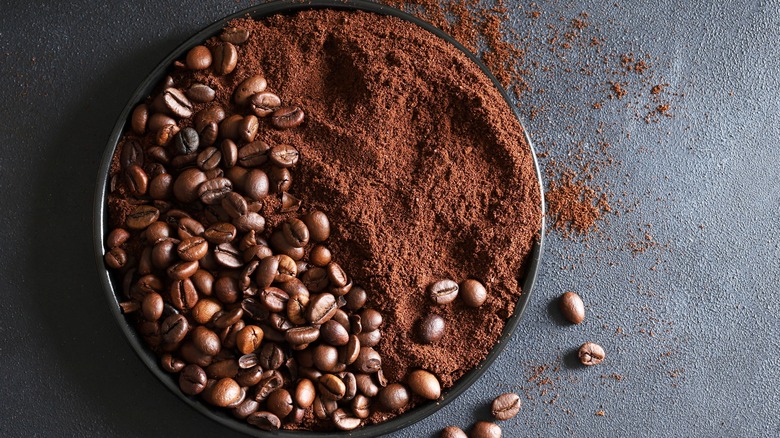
xmin=545 ymin=169 xmax=610 ymax=235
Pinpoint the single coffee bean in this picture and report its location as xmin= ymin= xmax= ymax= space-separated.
xmin=460 ymin=279 xmax=488 ymax=307
xmin=306 ymin=293 xmax=338 ymax=325
xmin=260 ymin=287 xmax=289 ymax=313
xmin=173 ymin=168 xmax=207 ymax=203
xmin=186 ymin=83 xmax=216 ymax=103
xmin=354 ymin=347 xmax=381 ymax=373
xmin=254 ymin=370 xmax=284 ymax=402
xmin=286 ymin=294 xmax=309 ymax=325
xmin=258 ymin=342 xmax=285 ymax=370
xmin=420 ymin=314 xmax=446 ymax=344
xmin=407 ymin=369 xmax=440 ymax=400
xmin=428 ymin=279 xmax=459 ymax=305
xmin=267 ymin=166 xmax=292 ymax=193
xmin=307 ymin=246 xmax=329 ymax=268
xmin=214 ymin=276 xmax=241 ymax=304
xmin=281 ymin=218 xmax=309 ymax=248
xmin=218 ymin=114 xmax=242 ymax=140
xmin=106 ymin=228 xmax=130 ymax=249
xmin=319 ymin=374 xmax=346 ymax=400
xmin=219 ymin=138 xmax=238 ymax=168
xmin=191 ymin=269 xmax=215 ymax=295
xmin=244 ymin=169 xmax=269 ymax=201
xmin=238 ymin=353 xmax=259 ymax=369
xmin=237 ymin=140 xmax=271 ymax=167
xmin=345 ymin=285 xmax=367 ymax=311
xmin=167 ymin=260 xmax=199 ymax=280
xmin=130 ymin=104 xmax=148 ymax=135
xmin=179 ymin=364 xmax=207 ymax=395
xmin=179 ymin=341 xmax=213 ymax=367
xmin=234 ymin=75 xmax=268 ymax=106
xmin=104 ymin=247 xmax=127 ymax=269
xmin=160 ymin=314 xmax=189 ymax=344
xmin=212 ymin=42 xmax=238 ymax=75
xmin=342 ymin=335 xmax=361 ymax=366
xmin=149 ymin=173 xmax=173 ymax=200
xmin=295 ymin=378 xmax=316 ymax=408
xmin=320 ymin=320 xmax=349 ymax=346
xmin=213 ymin=242 xmax=243 ymax=268
xmin=141 ymin=292 xmax=164 ymax=321
xmin=120 ymin=139 xmax=144 ymax=171
xmin=271 ymin=106 xmax=305 ymax=129
xmin=221 ymin=191 xmax=248 ymax=219
xmin=378 ymin=383 xmax=409 ymax=412
xmin=177 ymin=236 xmax=208 ymax=261
xmin=355 ymin=373 xmax=378 ymax=397
xmin=234 ymin=211 xmax=266 ymax=233
xmin=161 ymin=353 xmax=186 ymax=373
xmin=169 ymin=278 xmax=199 ymax=310
xmin=279 ymin=192 xmax=302 ymax=213
xmin=148 ymin=113 xmax=176 ymax=134
xmin=313 ymin=345 xmax=341 ymax=373
xmin=351 ymin=394 xmax=371 ymax=419
xmin=204 ymin=222 xmax=237 ymax=244
xmin=357 ymin=329 xmax=381 ymax=348
xmin=191 ymin=326 xmax=221 ymax=356
xmin=269 ymin=230 xmax=304 ymax=259
xmin=163 ymin=88 xmax=194 ymax=118
xmin=360 ymin=309 xmax=383 ymax=332
xmin=194 ymin=105 xmax=226 ymax=131
xmin=441 ymin=426 xmax=468 ymax=438
xmin=186 ymin=45 xmax=212 ymax=70
xmin=332 ymin=408 xmax=361 ymax=431
xmin=192 ymin=298 xmax=221 ymax=325
xmin=301 ymin=210 xmax=330 ymax=242
xmin=275 ymin=254 xmax=297 ymax=282
xmin=239 ymin=114 xmax=259 ymax=142
xmin=578 ymin=342 xmax=605 ymax=366
xmin=196 ymin=147 xmax=221 ymax=170
xmin=206 ymin=359 xmax=239 ymax=379
xmin=559 ymin=291 xmax=585 ymax=324
xmin=206 ymin=377 xmax=241 ymax=407
xmin=249 ymin=91 xmax=281 ymax=117
xmin=491 ymin=392 xmax=521 ymax=420
xmin=198 ymin=177 xmax=232 ymax=205
xmin=340 ymin=371 xmax=357 ymax=401
xmin=236 ymin=325 xmax=264 ymax=355
xmin=220 ymin=27 xmax=250 ymax=45
xmin=285 ymin=326 xmax=320 ymax=346
xmin=126 ymin=205 xmax=159 ymax=230
xmin=266 ymin=388 xmax=294 ymax=418
xmin=247 ymin=411 xmax=280 ymax=431
xmin=268 ymin=144 xmax=300 ymax=168
xmin=233 ymin=399 xmax=259 ymax=420
xmin=213 ymin=308 xmax=244 ymax=330
xmin=471 ymin=421 xmax=502 ymax=438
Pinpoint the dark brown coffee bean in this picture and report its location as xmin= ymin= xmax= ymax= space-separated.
xmin=151 ymin=239 xmax=177 ymax=268
xmin=185 ymin=45 xmax=212 ymax=70
xmin=129 ymin=104 xmax=148 ymax=135
xmin=271 ymin=106 xmax=305 ymax=129
xmin=301 ymin=267 xmax=328 ymax=292
xmin=214 ymin=308 xmax=244 ymax=330
xmin=343 ymin=286 xmax=366 ymax=312
xmin=286 ymin=294 xmax=308 ymax=325
xmin=206 ymin=358 xmax=239 ymax=380
xmin=238 ymin=353 xmax=259 ymax=369
xmin=359 ymin=308 xmax=382 ymax=332
xmin=378 ymin=383 xmax=409 ymax=412
xmin=163 ymin=88 xmax=193 ymax=118
xmin=354 ymin=347 xmax=381 ymax=373
xmin=258 ymin=342 xmax=285 ymax=370
xmin=246 ymin=92 xmax=280 ymax=118
xmin=419 ymin=314 xmax=445 ymax=344
xmin=238 ymin=140 xmax=271 ymax=167
xmin=351 ymin=394 xmax=371 ymax=419
xmin=491 ymin=392 xmax=521 ymax=420
xmin=259 ymin=287 xmax=288 ymax=313
xmin=204 ymin=222 xmax=236 ymax=244
xmin=267 ymin=144 xmax=300 ymax=168
xmin=441 ymin=426 xmax=468 ymax=438
xmin=247 ymin=411 xmax=280 ymax=431
xmin=233 ymin=211 xmax=265 ymax=233
xmin=357 ymin=329 xmax=381 ymax=348
xmin=340 ymin=371 xmax=357 ymax=401
xmin=167 ymin=260 xmax=199 ymax=280
xmin=279 ymin=192 xmax=302 ymax=213
xmin=195 ymin=146 xmax=221 ymax=170
xmin=214 ymin=276 xmax=241 ymax=304
xmin=428 ymin=279 xmax=459 ymax=305
xmin=559 ymin=291 xmax=585 ymax=324
xmin=126 ymin=205 xmax=159 ymax=230
xmin=407 ymin=369 xmax=440 ymax=400
xmin=198 ymin=177 xmax=232 ymax=205
xmin=254 ymin=255 xmax=278 ymax=288
xmin=319 ymin=373 xmax=346 ymax=401
xmin=179 ymin=364 xmax=207 ymax=395
xmin=285 ymin=326 xmax=320 ymax=346
xmin=160 ymin=314 xmax=189 ymax=344
xmin=471 ymin=421 xmax=502 ymax=438
xmin=104 ymin=247 xmax=127 ymax=269
xmin=141 ymin=292 xmax=164 ymax=321
xmin=191 ymin=326 xmax=221 ymax=356
xmin=173 ymin=168 xmax=207 ymax=203
xmin=254 ymin=370 xmax=284 ymax=402
xmin=186 ymin=83 xmax=215 ymax=103
xmin=169 ymin=278 xmax=198 ymax=310
xmin=213 ymin=242 xmax=242 ymax=268
xmin=234 ymin=75 xmax=267 ymax=106
xmin=239 ymin=114 xmax=259 ymax=142
xmin=156 ymin=124 xmax=181 ymax=147
xmin=180 ymin=341 xmax=213 ymax=367
xmin=220 ymin=26 xmax=250 ymax=45
xmin=218 ymin=114 xmax=242 ymax=140
xmin=191 ymin=297 xmax=221 ymax=325
xmin=194 ymin=105 xmax=226 ymax=131
xmin=313 ymin=345 xmax=342 ymax=373
xmin=106 ymin=228 xmax=130 ymax=249
xmin=342 ymin=335 xmax=361 ymax=365
xmin=578 ymin=342 xmax=605 ymax=366
xmin=266 ymin=166 xmax=291 ymax=193
xmin=233 ymin=398 xmax=259 ymax=420
xmin=306 ymin=293 xmax=338 ymax=325
xmin=332 ymin=408 xmax=361 ymax=431
xmin=301 ymin=210 xmax=330 ymax=242
xmin=320 ymin=320 xmax=349 ymax=346
xmin=145 ymin=221 xmax=170 ymax=244
xmin=265 ymin=388 xmax=293 ymax=418
xmin=148 ymin=173 xmax=173 ymax=200
xmin=176 ymin=236 xmax=208 ymax=261
xmin=205 ymin=377 xmax=241 ymax=407
xmin=244 ymin=169 xmax=269 ymax=201
xmin=218 ymin=139 xmax=238 ymax=168
xmin=221 ymin=191 xmax=248 ymax=219
xmin=123 ymin=164 xmax=149 ymax=197
xmin=355 ymin=373 xmax=378 ymax=397
xmin=212 ymin=43 xmax=238 ymax=75
xmin=460 ymin=279 xmax=488 ymax=307
xmin=147 ymin=113 xmax=176 ymax=135
xmin=236 ymin=325 xmax=264 ymax=355
xmin=289 ymin=378 xmax=315 ymax=410
xmin=160 ymin=353 xmax=185 ymax=373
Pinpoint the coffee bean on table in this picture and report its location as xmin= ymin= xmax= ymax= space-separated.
xmin=378 ymin=383 xmax=409 ymax=412
xmin=418 ymin=314 xmax=445 ymax=344
xmin=271 ymin=106 xmax=305 ymax=129
xmin=441 ymin=426 xmax=468 ymax=438
xmin=179 ymin=364 xmax=207 ymax=395
xmin=460 ymin=279 xmax=487 ymax=307
xmin=471 ymin=422 xmax=502 ymax=438
xmin=559 ymin=291 xmax=585 ymax=324
xmin=428 ymin=279 xmax=459 ymax=305
xmin=212 ymin=42 xmax=238 ymax=75
xmin=578 ymin=342 xmax=605 ymax=366
xmin=491 ymin=392 xmax=521 ymax=420
xmin=407 ymin=369 xmax=440 ymax=400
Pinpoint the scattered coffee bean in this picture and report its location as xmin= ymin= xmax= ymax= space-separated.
xmin=428 ymin=279 xmax=459 ymax=305
xmin=578 ymin=342 xmax=605 ymax=366
xmin=407 ymin=369 xmax=440 ymax=400
xmin=418 ymin=314 xmax=445 ymax=344
xmin=163 ymin=88 xmax=193 ymax=119
xmin=470 ymin=421 xmax=502 ymax=438
xmin=559 ymin=291 xmax=585 ymax=324
xmin=332 ymin=408 xmax=362 ymax=430
xmin=271 ymin=106 xmax=305 ymax=129
xmin=268 ymin=144 xmax=300 ymax=168
xmin=441 ymin=426 xmax=468 ymax=438
xmin=460 ymin=279 xmax=487 ymax=307
xmin=104 ymin=247 xmax=128 ymax=269
xmin=491 ymin=392 xmax=521 ymax=420
xmin=266 ymin=388 xmax=294 ymax=418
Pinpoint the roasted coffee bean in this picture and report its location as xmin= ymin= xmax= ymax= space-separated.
xmin=192 ymin=297 xmax=220 ymax=323
xmin=141 ymin=292 xmax=164 ymax=321
xmin=171 ymin=151 xmax=198 ymax=168
xmin=559 ymin=291 xmax=585 ymax=324
xmin=342 ymin=335 xmax=361 ymax=365
xmin=214 ymin=308 xmax=244 ymax=330
xmin=235 ymin=365 xmax=263 ymax=387
xmin=286 ymin=294 xmax=309 ymax=325
xmin=271 ymin=106 xmax=305 ymax=129
xmin=205 ymin=377 xmax=241 ymax=407
xmin=280 ymin=278 xmax=309 ymax=299
xmin=238 ymin=140 xmax=271 ymax=167
xmin=260 ymin=287 xmax=289 ymax=313
xmin=194 ymin=105 xmax=226 ymax=131
xmin=244 ymin=169 xmax=269 ymax=201
xmin=407 ymin=369 xmax=440 ymax=400
xmin=320 ymin=320 xmax=349 ymax=346
xmin=198 ymin=177 xmax=232 ymax=205
xmin=147 ymin=147 xmax=170 ymax=166
xmin=138 ymin=320 xmax=161 ymax=346
xmin=428 ymin=279 xmax=459 ymax=305
xmin=218 ymin=114 xmax=242 ymax=140
xmin=344 ymin=285 xmax=367 ymax=311
xmin=215 ymin=276 xmax=241 ymax=304
xmin=145 ymin=221 xmax=171 ymax=244
xmin=241 ymin=297 xmax=269 ymax=321
xmin=351 ymin=394 xmax=371 ymax=419
xmin=239 ymin=114 xmax=259 ymax=142
xmin=204 ymin=222 xmax=236 ymax=244
xmin=275 ymin=254 xmax=297 ymax=282
xmin=196 ymin=147 xmax=221 ymax=170
xmin=578 ymin=342 xmax=605 ymax=366
xmin=206 ymin=358 xmax=239 ymax=379
xmin=441 ymin=426 xmax=468 ymax=438
xmin=180 ymin=341 xmax=213 ymax=367
xmin=258 ymin=342 xmax=285 ymax=370
xmin=220 ymin=26 xmax=250 ymax=44
xmin=313 ymin=345 xmax=341 ymax=373
xmin=120 ymin=140 xmax=144 ymax=171
xmin=244 ymin=245 xmax=273 ymax=264
xmin=234 ymin=212 xmax=265 ymax=233
xmin=340 ymin=371 xmax=357 ymax=401
xmin=148 ymin=173 xmax=173 ymax=200
xmin=267 ymin=166 xmax=292 ymax=193
xmin=191 ymin=326 xmax=221 ymax=356
xmin=247 ymin=411 xmax=281 ymax=431
xmin=126 ymin=205 xmax=159 ymax=230
xmin=222 ymin=191 xmax=248 ymax=219
xmin=254 ymin=370 xmax=284 ymax=402
xmin=254 ymin=255 xmax=278 ymax=288
xmin=279 ymin=192 xmax=302 ymax=213
xmin=170 ymin=277 xmax=198 ymax=310
xmin=213 ymin=242 xmax=243 ymax=268
xmin=148 ymin=237 xmax=177 ymax=267
xmin=319 ymin=373 xmax=346 ymax=400
xmin=130 ymin=104 xmax=148 ymax=135
xmin=234 ymin=75 xmax=268 ymax=106
xmin=491 ymin=392 xmax=521 ymax=420
xmin=167 ymin=260 xmax=199 ymax=280
xmin=248 ymin=91 xmax=281 ymax=117
xmin=147 ymin=114 xmax=175 ymax=136
xmin=355 ymin=373 xmax=378 ymax=397
xmin=238 ymin=353 xmax=259 ymax=369
xmin=301 ymin=267 xmax=328 ymax=292
xmin=160 ymin=353 xmax=186 ymax=373
xmin=332 ymin=408 xmax=361 ymax=431
xmin=177 ymin=217 xmax=204 ymax=240
xmin=306 ymin=293 xmax=338 ymax=325
xmin=176 ymin=236 xmax=208 ymax=261
xmin=106 ymin=228 xmax=130 ymax=248
xmin=378 ymin=383 xmax=409 ymax=412
xmin=357 ymin=329 xmax=381 ymax=348
xmin=359 ymin=308 xmax=383 ymax=331
xmin=233 ymin=399 xmax=259 ymax=420
xmin=156 ymin=124 xmax=181 ymax=146
xmin=179 ymin=364 xmax=207 ymax=395
xmin=236 ymin=325 xmax=264 ymax=355
xmin=418 ymin=314 xmax=445 ymax=344
xmin=471 ymin=422 xmax=502 ymax=438
xmin=186 ymin=45 xmax=212 ymax=70
xmin=186 ymin=83 xmax=216 ymax=103
xmin=219 ymin=138 xmax=238 ymax=168
xmin=301 ymin=210 xmax=330 ymax=242
xmin=265 ymin=388 xmax=294 ymax=418
xmin=163 ymin=88 xmax=193 ymax=118
xmin=268 ymin=144 xmax=300 ymax=168
xmin=173 ymin=168 xmax=207 ymax=203
xmin=268 ymin=230 xmax=304 ymax=260
xmin=124 ymin=164 xmax=148 ymax=196
xmin=289 ymin=378 xmax=315 ymax=409
xmin=354 ymin=347 xmax=381 ymax=373
xmin=212 ymin=43 xmax=238 ymax=75
xmin=160 ymin=314 xmax=189 ymax=344
xmin=285 ymin=326 xmax=320 ymax=346
xmin=104 ymin=247 xmax=127 ymax=269
xmin=460 ymin=279 xmax=488 ymax=307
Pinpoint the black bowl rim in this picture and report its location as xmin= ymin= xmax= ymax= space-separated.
xmin=92 ymin=0 xmax=546 ymax=436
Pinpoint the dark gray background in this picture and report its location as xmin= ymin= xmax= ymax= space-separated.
xmin=1 ymin=0 xmax=778 ymax=436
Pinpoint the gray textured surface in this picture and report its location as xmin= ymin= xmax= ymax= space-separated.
xmin=1 ymin=0 xmax=778 ymax=437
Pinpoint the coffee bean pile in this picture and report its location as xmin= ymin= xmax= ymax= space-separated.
xmin=104 ymin=25 xmax=443 ymax=431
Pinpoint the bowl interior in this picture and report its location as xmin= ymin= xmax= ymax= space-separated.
xmin=93 ymin=1 xmax=545 ymax=436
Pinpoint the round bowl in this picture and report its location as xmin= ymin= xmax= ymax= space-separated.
xmin=93 ymin=0 xmax=545 ymax=436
